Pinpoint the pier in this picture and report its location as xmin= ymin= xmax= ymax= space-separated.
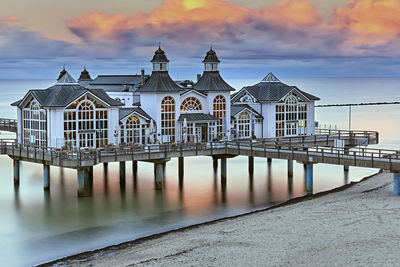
xmin=3 ymin=128 xmax=400 ymax=196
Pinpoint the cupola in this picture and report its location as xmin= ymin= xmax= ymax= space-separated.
xmin=151 ymin=44 xmax=169 ymax=72
xmin=203 ymin=46 xmax=220 ymax=72
xmin=78 ymin=66 xmax=92 ymax=81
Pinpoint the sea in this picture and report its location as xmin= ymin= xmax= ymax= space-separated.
xmin=0 ymin=77 xmax=399 ymax=266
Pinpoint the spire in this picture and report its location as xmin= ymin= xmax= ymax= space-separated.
xmin=261 ymin=72 xmax=280 ymax=83
xmin=57 ymin=65 xmax=67 ymax=81
xmin=78 ymin=65 xmax=92 ymax=81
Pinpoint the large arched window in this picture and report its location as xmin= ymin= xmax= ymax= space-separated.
xmin=64 ymin=95 xmax=108 ymax=148
xmin=22 ymin=99 xmax=47 ymax=147
xmin=238 ymin=112 xmax=250 ymax=138
xmin=126 ymin=116 xmax=141 ymax=144
xmin=213 ymin=95 xmax=226 ymax=135
xmin=275 ymin=94 xmax=306 ymax=137
xmin=161 ymin=96 xmax=175 ymax=142
xmin=180 ymin=97 xmax=202 ymax=112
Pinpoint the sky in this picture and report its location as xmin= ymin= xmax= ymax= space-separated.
xmin=1 ymin=0 xmax=400 ymax=79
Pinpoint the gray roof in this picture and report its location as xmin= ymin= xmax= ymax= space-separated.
xmin=57 ymin=71 xmax=77 ymax=85
xmin=119 ymin=107 xmax=153 ymax=121
xmin=90 ymin=75 xmax=146 ymax=85
xmin=178 ymin=113 xmax=219 ymax=122
xmin=138 ymin=71 xmax=182 ymax=92
xmin=231 ymin=104 xmax=263 ymax=119
xmin=151 ymin=47 xmax=169 ymax=63
xmin=203 ymin=48 xmax=220 ymax=63
xmin=261 ymin=72 xmax=280 ymax=82
xmin=233 ymin=76 xmax=319 ymax=102
xmin=14 ymin=84 xmax=123 ymax=108
xmin=194 ymin=71 xmax=235 ymax=92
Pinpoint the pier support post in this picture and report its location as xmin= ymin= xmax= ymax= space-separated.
xmin=132 ymin=161 xmax=138 ymax=176
xmin=394 ymin=173 xmax=400 ymax=196
xmin=344 ymin=148 xmax=350 ymax=172
xmin=178 ymin=157 xmax=184 ymax=179
xmin=154 ymin=162 xmax=164 ymax=190
xmin=248 ymin=156 xmax=254 ymax=175
xmin=13 ymin=159 xmax=20 ymax=185
xmin=103 ymin=162 xmax=108 ymax=171
xmin=306 ymin=164 xmax=314 ymax=195
xmin=267 ymin=158 xmax=272 ymax=164
xmin=221 ymin=157 xmax=227 ymax=185
xmin=120 ymin=161 xmax=126 ymax=188
xmin=288 ymin=160 xmax=294 ymax=177
xmin=77 ymin=167 xmax=93 ymax=197
xmin=213 ymin=157 xmax=218 ymax=172
xmin=43 ymin=164 xmax=50 ymax=191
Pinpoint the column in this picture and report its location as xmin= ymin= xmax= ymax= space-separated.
xmin=267 ymin=158 xmax=272 ymax=163
xmin=306 ymin=164 xmax=314 ymax=195
xmin=120 ymin=161 xmax=126 ymax=189
xmin=288 ymin=160 xmax=294 ymax=177
xmin=132 ymin=161 xmax=138 ymax=189
xmin=394 ymin=173 xmax=400 ymax=196
xmin=77 ymin=167 xmax=93 ymax=197
xmin=103 ymin=162 xmax=108 ymax=172
xmin=132 ymin=161 xmax=138 ymax=176
xmin=248 ymin=156 xmax=254 ymax=175
xmin=13 ymin=159 xmax=20 ymax=185
xmin=43 ymin=164 xmax=50 ymax=191
xmin=213 ymin=157 xmax=218 ymax=172
xmin=154 ymin=162 xmax=164 ymax=190
xmin=221 ymin=157 xmax=227 ymax=185
xmin=178 ymin=157 xmax=184 ymax=186
xmin=344 ymin=148 xmax=349 ymax=172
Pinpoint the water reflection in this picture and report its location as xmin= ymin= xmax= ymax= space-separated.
xmin=2 ymin=156 xmax=378 ymax=267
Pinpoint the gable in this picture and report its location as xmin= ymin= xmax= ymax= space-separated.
xmin=231 ymin=88 xmax=258 ymax=103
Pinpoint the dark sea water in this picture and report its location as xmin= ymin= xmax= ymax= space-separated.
xmin=0 ymin=78 xmax=398 ymax=266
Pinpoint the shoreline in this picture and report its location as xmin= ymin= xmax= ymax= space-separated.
xmin=40 ymin=171 xmax=382 ymax=266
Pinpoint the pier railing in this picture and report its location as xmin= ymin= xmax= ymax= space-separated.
xmin=1 ymin=134 xmax=399 ymax=171
xmin=0 ymin=118 xmax=17 ymax=133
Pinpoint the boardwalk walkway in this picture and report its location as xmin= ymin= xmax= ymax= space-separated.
xmin=4 ymin=129 xmax=399 ymax=196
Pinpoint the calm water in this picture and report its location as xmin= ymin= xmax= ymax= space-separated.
xmin=1 ymin=78 xmax=399 ymax=266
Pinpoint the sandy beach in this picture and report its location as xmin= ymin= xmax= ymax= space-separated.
xmin=45 ymin=172 xmax=400 ymax=266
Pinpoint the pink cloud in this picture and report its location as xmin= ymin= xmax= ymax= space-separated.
xmin=66 ymin=0 xmax=400 ymax=58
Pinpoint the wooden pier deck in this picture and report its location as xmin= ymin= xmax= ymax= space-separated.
xmin=2 ymin=129 xmax=379 ymax=168
xmin=4 ymin=128 xmax=399 ymax=196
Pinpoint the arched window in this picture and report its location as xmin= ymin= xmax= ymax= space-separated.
xmin=180 ymin=97 xmax=202 ymax=111
xmin=64 ymin=94 xmax=108 ymax=148
xmin=125 ymin=116 xmax=141 ymax=144
xmin=161 ymin=96 xmax=175 ymax=142
xmin=238 ymin=112 xmax=251 ymax=138
xmin=213 ymin=95 xmax=226 ymax=135
xmin=23 ymin=99 xmax=47 ymax=147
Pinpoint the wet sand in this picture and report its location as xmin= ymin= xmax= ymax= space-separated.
xmin=44 ymin=172 xmax=400 ymax=266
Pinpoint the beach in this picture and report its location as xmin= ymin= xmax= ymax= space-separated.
xmin=45 ymin=171 xmax=400 ymax=266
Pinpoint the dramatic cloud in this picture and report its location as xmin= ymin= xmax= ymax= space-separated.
xmin=334 ymin=0 xmax=400 ymax=51
xmin=3 ymin=0 xmax=400 ymax=78
xmin=0 ymin=16 xmax=78 ymax=60
xmin=67 ymin=0 xmax=400 ymax=59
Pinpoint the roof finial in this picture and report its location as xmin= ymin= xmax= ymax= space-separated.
xmin=84 ymin=65 xmax=86 ymax=71
xmin=158 ymin=42 xmax=161 ymax=49
xmin=63 ymin=64 xmax=65 ymax=71
xmin=210 ymin=43 xmax=213 ymax=50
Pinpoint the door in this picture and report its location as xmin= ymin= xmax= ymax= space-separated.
xmin=201 ymin=126 xmax=208 ymax=142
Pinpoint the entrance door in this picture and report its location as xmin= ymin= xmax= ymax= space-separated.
xmin=79 ymin=132 xmax=95 ymax=148
xmin=201 ymin=126 xmax=208 ymax=142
